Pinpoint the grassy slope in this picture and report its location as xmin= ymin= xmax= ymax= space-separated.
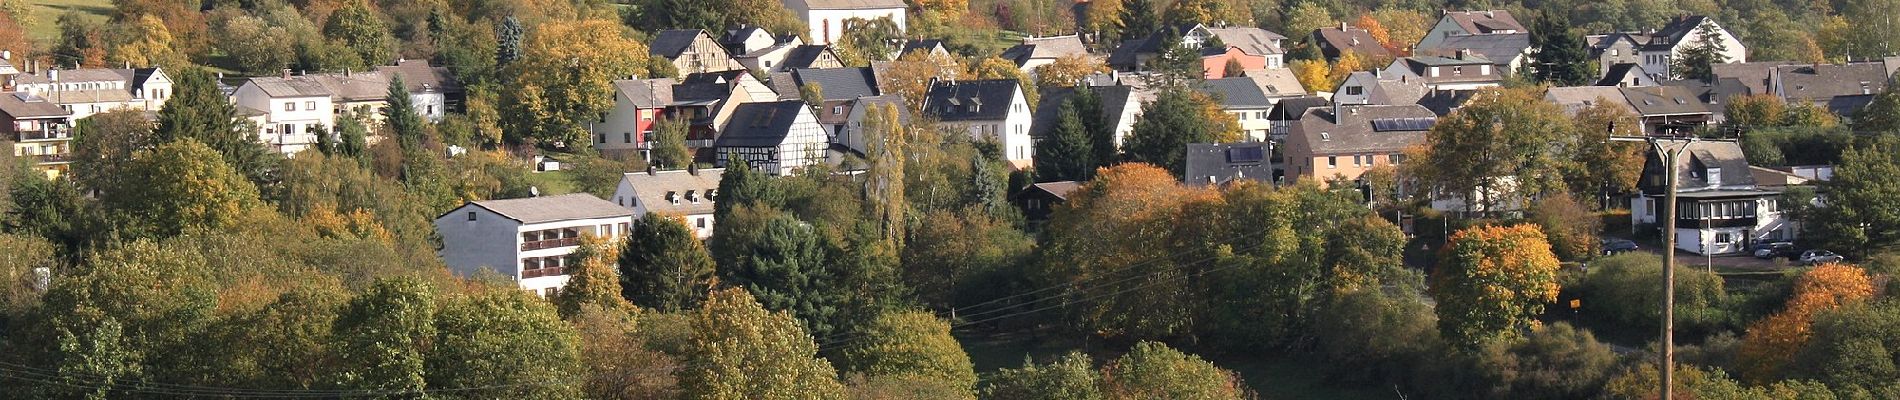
xmin=21 ymin=0 xmax=112 ymax=42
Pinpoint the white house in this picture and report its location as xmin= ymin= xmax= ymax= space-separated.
xmin=12 ymin=67 xmax=173 ymax=121
xmin=923 ymin=79 xmax=1034 ymax=168
xmin=780 ymin=0 xmax=906 ymax=45
xmin=1416 ymin=10 xmax=1525 ymax=49
xmin=232 ymin=76 xmax=335 ymax=154
xmin=434 ymin=194 xmax=635 ymax=297
xmin=1631 ymin=141 xmax=1791 ymax=255
xmin=714 ymin=100 xmax=827 ymax=176
xmin=612 ymin=168 xmax=725 ymax=238
xmin=1636 ymin=16 xmax=1747 ymax=80
xmin=1379 ymin=53 xmax=1502 ymax=91
xmin=374 ymin=60 xmax=463 ymax=122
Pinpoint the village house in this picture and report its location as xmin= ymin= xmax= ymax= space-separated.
xmin=1108 ymin=24 xmax=1288 ymax=78
xmin=1631 ymin=141 xmax=1791 ymax=255
xmin=232 ymin=75 xmax=334 ymax=154
xmin=1770 ymin=61 xmax=1890 ymax=117
xmin=612 ymin=168 xmax=724 ymax=238
xmin=651 ymin=29 xmax=746 ymax=76
xmin=1595 ymin=63 xmax=1661 ymax=87
xmin=1197 ymin=77 xmax=1280 ymax=141
xmin=1013 ymin=180 xmax=1080 ymax=225
xmin=0 ymin=92 xmax=74 ymax=178
xmin=1311 ymin=24 xmax=1392 ymax=62
xmin=1027 ymin=84 xmax=1148 ymax=150
xmin=1416 ymin=10 xmax=1524 ymax=49
xmin=780 ymin=0 xmax=906 ymax=45
xmin=1266 ymin=96 xmax=1328 ymax=139
xmin=1184 ymin=142 xmax=1273 ymax=186
xmin=1414 ymin=32 xmax=1531 ymax=73
xmin=831 ymin=94 xmax=908 ymax=156
xmin=1621 ymin=85 xmax=1716 ymax=135
xmin=1591 ymin=16 xmax=1747 ymax=80
xmin=1544 ymin=86 xmax=1639 ymax=116
xmin=1001 ymin=35 xmax=1090 ymax=74
xmin=1332 ymin=71 xmax=1427 ymax=106
xmin=923 ymin=79 xmax=1036 ymax=168
xmin=720 ymin=26 xmax=780 ymax=56
xmin=1379 ymin=53 xmax=1502 ymax=91
xmin=592 ymin=78 xmax=675 ymax=159
xmin=714 ymin=100 xmax=827 ymax=175
xmin=434 ymin=194 xmax=634 ymax=298
xmin=899 ymin=39 xmax=950 ymax=59
xmin=374 ymin=60 xmax=464 ymax=122
xmin=1282 ymin=104 xmax=1436 ymax=184
xmin=11 ymin=67 xmax=172 ymax=121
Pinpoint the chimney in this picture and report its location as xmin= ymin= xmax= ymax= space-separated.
xmin=344 ymin=68 xmax=351 ymax=77
xmin=3 ymin=50 xmax=10 ymax=61
xmin=282 ymin=69 xmax=291 ymax=79
xmin=1485 ymin=10 xmax=1494 ymax=18
xmin=646 ymin=165 xmax=657 ymax=175
xmin=48 ymin=69 xmax=56 ymax=82
xmin=1340 ymin=22 xmax=1348 ymax=31
xmin=1457 ymin=49 xmax=1472 ymax=59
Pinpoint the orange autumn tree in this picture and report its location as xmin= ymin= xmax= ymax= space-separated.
xmin=1736 ymin=263 xmax=1874 ymax=383
xmin=1431 ymin=224 xmax=1563 ymax=348
xmin=1041 ymin=163 xmax=1218 ymax=338
xmin=1353 ymin=14 xmax=1394 ymax=51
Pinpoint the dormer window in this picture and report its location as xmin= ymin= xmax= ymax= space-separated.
xmin=1320 ymin=131 xmax=1330 ymax=141
xmin=686 ymin=189 xmax=699 ymax=203
xmin=707 ymin=188 xmax=718 ymax=199
xmin=666 ymin=191 xmax=679 ymax=204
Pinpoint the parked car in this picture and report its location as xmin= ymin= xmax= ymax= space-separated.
xmin=1752 ymin=242 xmax=1795 ymax=259
xmin=1601 ymin=238 xmax=1639 ymax=255
xmin=1799 ymin=250 xmax=1844 ymax=265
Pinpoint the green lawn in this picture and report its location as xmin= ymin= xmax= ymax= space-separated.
xmin=21 ymin=0 xmax=112 ymax=42
xmin=525 ymin=169 xmax=576 ymax=196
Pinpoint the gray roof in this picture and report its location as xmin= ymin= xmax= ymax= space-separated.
xmin=781 ymin=45 xmax=837 ymax=70
xmin=796 ymin=0 xmax=906 ymax=9
xmin=1026 ymin=181 xmax=1082 ymax=200
xmin=716 ymin=100 xmax=809 ymax=147
xmin=48 ymin=89 xmax=132 ymax=104
xmin=901 ymin=39 xmax=946 ymax=56
xmin=1206 ymin=27 xmax=1286 ymax=56
xmin=1366 ymin=74 xmax=1430 ymax=105
xmin=13 ymin=68 xmax=133 ymax=85
xmin=467 ymin=193 xmax=632 ymax=224
xmin=1006 ymin=35 xmax=1087 ymax=61
xmin=651 ymin=29 xmax=708 ymax=59
xmin=1268 ymin=96 xmax=1328 ymax=120
xmin=375 ymin=60 xmax=462 ymax=93
xmin=1710 ymin=61 xmax=1800 ymax=95
xmin=245 ymin=76 xmax=333 ymax=98
xmin=1415 ymin=89 xmax=1476 ymax=116
xmin=1197 ymin=78 xmax=1274 ymax=108
xmin=1184 ymin=142 xmax=1273 ymax=186
xmin=621 ymin=169 xmax=724 ymax=216
xmin=1312 ymin=27 xmax=1390 ymax=60
xmin=1643 ymin=141 xmax=1756 ymax=193
xmin=1416 ymin=33 xmax=1529 ymax=65
xmin=1292 ymin=104 xmax=1437 ymax=154
xmin=766 ymin=71 xmax=800 ymax=100
xmin=1774 ymin=62 xmax=1889 ymax=104
xmin=924 ymin=79 xmax=1020 ymax=122
xmin=1442 ymin=10 xmax=1526 ymax=34
xmin=1619 ymin=86 xmax=1713 ymax=116
xmin=613 ymin=78 xmax=676 ymax=108
xmin=790 ymin=67 xmax=879 ymax=101
xmin=1545 ymin=86 xmax=1637 ymax=115
xmin=308 ymin=71 xmax=392 ymax=102
xmin=0 ymin=92 xmax=72 ymax=119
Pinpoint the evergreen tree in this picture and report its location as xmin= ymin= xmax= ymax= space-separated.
xmin=1530 ymin=11 xmax=1592 ymax=85
xmin=384 ymin=76 xmax=426 ymax=150
xmin=1120 ymin=0 xmax=1158 ymax=40
xmin=335 ymin=112 xmax=370 ymax=163
xmin=1145 ymin=27 xmax=1201 ymax=88
xmin=718 ymin=216 xmax=847 ymax=340
xmin=1673 ymin=22 xmax=1729 ymax=81
xmin=495 ymin=16 xmax=523 ymax=69
xmin=1123 ymin=89 xmax=1222 ymax=176
xmin=154 ymin=67 xmax=275 ymax=186
xmin=1068 ymin=86 xmax=1116 ymax=168
xmin=1857 ymin=81 xmax=1900 ymax=133
xmin=1034 ymin=101 xmax=1097 ymax=182
xmin=968 ymin=153 xmax=1005 ymax=215
xmin=1806 ymin=135 xmax=1900 ymax=258
xmin=312 ymin=124 xmax=336 ymax=156
xmin=619 ymin=213 xmax=716 ymax=312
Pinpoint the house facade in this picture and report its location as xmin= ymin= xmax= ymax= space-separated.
xmin=1631 ymin=141 xmax=1790 ymax=255
xmin=232 ymin=76 xmax=334 ymax=154
xmin=924 ymin=79 xmax=1035 ymax=167
xmin=1637 ymin=16 xmax=1747 ymax=79
xmin=1283 ymin=104 xmax=1436 ymax=184
xmin=374 ymin=60 xmax=464 ymax=122
xmin=434 ymin=194 xmax=635 ymax=297
xmin=1417 ymin=10 xmax=1525 ymax=49
xmin=781 ymin=0 xmax=907 ymax=45
xmin=12 ymin=67 xmax=173 ymax=121
xmin=714 ymin=100 xmax=827 ymax=176
xmin=612 ymin=168 xmax=724 ymax=238
xmin=592 ymin=78 xmax=676 ymax=159
xmin=0 ymin=92 xmax=75 ymax=178
xmin=651 ymin=29 xmax=745 ymax=75
xmin=1014 ymin=180 xmax=1080 ymax=225
xmin=1380 ymin=54 xmax=1502 ymax=91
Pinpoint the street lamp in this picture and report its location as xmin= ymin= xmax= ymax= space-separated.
xmin=1611 ymin=134 xmax=1697 ymax=400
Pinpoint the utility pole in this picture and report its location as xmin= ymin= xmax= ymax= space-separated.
xmin=1613 ymin=135 xmax=1695 ymax=400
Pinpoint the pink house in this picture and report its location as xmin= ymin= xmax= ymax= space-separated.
xmin=1201 ymin=47 xmax=1265 ymax=79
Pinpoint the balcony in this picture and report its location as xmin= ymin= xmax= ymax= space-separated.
xmin=28 ymin=153 xmax=70 ymax=164
xmin=521 ymin=266 xmax=566 ymax=279
xmin=17 ymin=128 xmax=71 ymax=142
xmin=520 ymin=237 xmax=580 ymax=251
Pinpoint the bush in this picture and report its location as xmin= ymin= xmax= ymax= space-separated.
xmin=1578 ymin=253 xmax=1729 ymax=338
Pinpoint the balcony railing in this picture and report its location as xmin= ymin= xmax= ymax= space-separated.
xmin=520 ymin=237 xmax=581 ymax=251
xmin=521 ymin=267 xmax=566 ymax=279
xmin=29 ymin=153 xmax=70 ymax=164
xmin=18 ymin=128 xmax=71 ymax=142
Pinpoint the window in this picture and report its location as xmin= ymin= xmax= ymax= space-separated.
xmin=1389 ymin=154 xmax=1404 ymax=164
xmin=1345 ymin=86 xmax=1364 ymax=95
xmin=1327 ymin=156 xmax=1337 ymax=168
xmin=832 ymin=105 xmax=844 ymax=115
xmin=305 ymin=101 xmax=316 ymax=111
xmin=283 ymin=102 xmax=295 ymax=111
xmin=522 ymin=258 xmax=537 ymax=270
xmin=467 ymin=211 xmax=477 ymax=221
xmin=1319 ymin=131 xmax=1330 ymax=141
xmin=696 ymin=218 xmax=706 ymax=228
xmin=1610 ymin=49 xmax=1619 ymax=56
xmin=543 ymin=287 xmax=558 ymax=298
xmin=598 ymin=134 xmax=606 ymax=144
xmin=624 ymin=132 xmax=633 ymax=143
xmin=1452 ymin=66 xmax=1464 ymax=75
xmin=1715 ymin=233 xmax=1731 ymax=243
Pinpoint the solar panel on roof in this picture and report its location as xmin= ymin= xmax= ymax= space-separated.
xmin=1370 ymin=117 xmax=1436 ymax=132
xmin=1226 ymin=146 xmax=1265 ymax=163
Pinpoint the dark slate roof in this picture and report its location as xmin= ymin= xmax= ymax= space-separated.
xmin=465 ymin=194 xmax=632 ymax=224
xmin=1268 ymin=96 xmax=1328 ymax=120
xmin=1648 ymin=15 xmax=1713 ymax=49
xmin=1027 ymin=86 xmax=1077 ymax=137
xmin=1416 ymin=33 xmax=1529 ymax=65
xmin=1774 ymin=62 xmax=1889 ymax=103
xmin=375 ymin=59 xmax=462 ymax=93
xmin=782 ymin=45 xmax=836 ymax=70
xmin=791 ymin=67 xmax=879 ymax=101
xmin=1619 ymin=86 xmax=1714 ymax=116
xmin=1025 ymin=181 xmax=1082 ymax=200
xmin=923 ymin=79 xmax=1020 ymax=122
xmin=0 ymin=92 xmax=71 ymax=118
xmin=613 ymin=78 xmax=676 ymax=108
xmin=901 ymin=39 xmax=945 ymax=56
xmin=1293 ymin=104 xmax=1437 ymax=154
xmin=1105 ymin=36 xmax=1152 ymax=69
xmin=1595 ymin=63 xmax=1647 ymax=86
xmin=1710 ymin=61 xmax=1799 ymax=95
xmin=716 ymin=100 xmax=808 ymax=147
xmin=680 ymin=70 xmax=749 ymax=86
xmin=650 ymin=29 xmax=706 ymax=59
xmin=1443 ymin=10 xmax=1526 ymax=34
xmin=671 ymin=82 xmax=730 ymax=104
xmin=1196 ymin=78 xmax=1273 ymax=108
xmin=1312 ymin=27 xmax=1390 ymax=60
xmin=1643 ymin=141 xmax=1756 ymax=193
xmin=1415 ymin=89 xmax=1476 ymax=116
xmin=1184 ymin=142 xmax=1274 ymax=186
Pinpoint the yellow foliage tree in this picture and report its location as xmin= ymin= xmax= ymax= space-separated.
xmin=1289 ymin=59 xmax=1331 ymax=93
xmin=1370 ymin=10 xmax=1432 ymax=53
xmin=1431 ymin=224 xmax=1563 ymax=348
xmin=108 ymin=14 xmax=185 ymax=68
xmin=878 ymin=51 xmax=962 ymax=113
xmin=1736 ymin=263 xmax=1874 ymax=383
xmin=1354 ymin=14 xmax=1394 ymax=51
xmin=1034 ymin=54 xmax=1111 ymax=88
xmin=506 ymin=18 xmax=649 ymax=147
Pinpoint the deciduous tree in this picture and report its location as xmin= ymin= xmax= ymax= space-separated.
xmin=428 ymin=289 xmax=584 ymax=398
xmin=1408 ymin=88 xmax=1572 ymax=215
xmin=1738 ymin=263 xmax=1874 ymax=382
xmin=1123 ymin=89 xmax=1238 ymax=176
xmin=1033 ymin=55 xmax=1110 ymax=88
xmin=112 ymin=139 xmax=263 ymax=237
xmin=980 ymin=352 xmax=1102 ymax=400
xmin=1101 ymin=341 xmax=1251 ymax=399
xmin=679 ymin=288 xmax=847 ymax=400
xmin=330 ymin=277 xmax=435 ymax=393
xmin=321 ymin=0 xmax=394 ymax=66
xmin=840 ymin=310 xmax=977 ymax=399
xmin=648 ymin=116 xmax=693 ymax=169
xmin=503 ymin=18 xmax=649 ymax=148
xmin=1806 ymin=135 xmax=1900 ymax=257
xmin=1431 ymin=224 xmax=1562 ymax=348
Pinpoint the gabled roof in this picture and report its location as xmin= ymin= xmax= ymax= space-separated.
xmin=1649 ymin=15 xmax=1715 ymax=49
xmin=781 ymin=45 xmax=838 ymax=70
xmin=375 ymin=60 xmax=462 ymax=93
xmin=613 ymin=78 xmax=676 ymax=108
xmin=462 ymin=193 xmax=632 ymax=224
xmin=1443 ymin=10 xmax=1525 ymax=34
xmin=1024 ymin=180 xmax=1082 ymax=200
xmin=13 ymin=68 xmax=132 ymax=85
xmin=900 ymin=39 xmax=946 ymax=56
xmin=49 ymin=89 xmax=132 ymax=104
xmin=796 ymin=0 xmax=906 ymax=10
xmin=1105 ymin=36 xmax=1154 ymax=68
xmin=1545 ymin=86 xmax=1637 ymax=114
xmin=1415 ymin=89 xmax=1476 ymax=116
xmin=1292 ymin=104 xmax=1437 ymax=154
xmin=1312 ymin=27 xmax=1390 ymax=60
xmin=0 ymin=92 xmax=72 ymax=119
xmin=1268 ymin=96 xmax=1328 ymax=120
xmin=651 ymin=29 xmax=710 ymax=59
xmin=620 ymin=169 xmax=724 ymax=216
xmin=790 ymin=67 xmax=880 ymax=101
xmin=1205 ymin=27 xmax=1286 ymax=56
xmin=1645 ymin=141 xmax=1756 ymax=192
xmin=1248 ymin=68 xmax=1305 ymax=97
xmin=1595 ymin=63 xmax=1651 ymax=86
xmin=1711 ymin=61 xmax=1799 ymax=95
xmin=244 ymin=76 xmax=333 ymax=98
xmin=716 ymin=100 xmax=809 ymax=147
xmin=1774 ymin=62 xmax=1889 ymax=102
xmin=1014 ymin=35 xmax=1087 ymax=59
xmin=307 ymin=71 xmax=392 ymax=102
xmin=923 ymin=79 xmax=1021 ymax=122
xmin=1619 ymin=86 xmax=1713 ymax=116
xmin=1184 ymin=142 xmax=1273 ymax=186
xmin=1196 ymin=77 xmax=1274 ymax=108
xmin=1416 ymin=33 xmax=1529 ymax=64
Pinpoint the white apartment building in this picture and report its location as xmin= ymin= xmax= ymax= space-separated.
xmin=434 ymin=194 xmax=635 ymax=297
